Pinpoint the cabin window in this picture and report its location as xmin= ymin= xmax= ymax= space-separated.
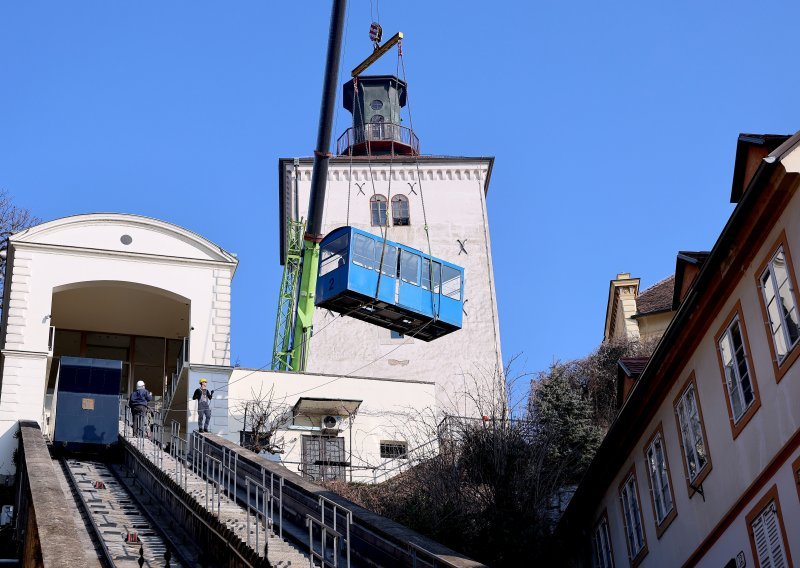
xmin=380 ymin=441 xmax=407 ymax=459
xmin=759 ymin=245 xmax=800 ymax=367
xmin=370 ymin=195 xmax=388 ymax=226
xmin=400 ymin=250 xmax=421 ymax=285
xmin=378 ymin=244 xmax=398 ymax=277
xmin=746 ymin=488 xmax=790 ymax=568
xmin=422 ymin=259 xmax=442 ymax=293
xmin=618 ymin=468 xmax=647 ymax=563
xmin=320 ymin=233 xmax=349 ymax=276
xmin=441 ymin=266 xmax=462 ymax=300
xmin=675 ymin=380 xmax=709 ymax=485
xmin=644 ymin=428 xmax=675 ymax=533
xmin=591 ymin=513 xmax=614 ymax=568
xmin=352 ymin=234 xmax=375 ymax=269
xmin=392 ymin=195 xmax=410 ymax=226
xmin=717 ymin=312 xmax=759 ymax=426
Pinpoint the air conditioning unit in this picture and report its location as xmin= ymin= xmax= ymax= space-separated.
xmin=321 ymin=415 xmax=343 ymax=433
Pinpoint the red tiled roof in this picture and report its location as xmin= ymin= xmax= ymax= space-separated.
xmin=635 ymin=275 xmax=675 ymax=316
xmin=618 ymin=357 xmax=649 ymax=377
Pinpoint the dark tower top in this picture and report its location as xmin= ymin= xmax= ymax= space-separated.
xmin=337 ymin=75 xmax=419 ymax=156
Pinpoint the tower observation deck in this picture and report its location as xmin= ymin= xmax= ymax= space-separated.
xmin=337 ymin=75 xmax=419 ymax=156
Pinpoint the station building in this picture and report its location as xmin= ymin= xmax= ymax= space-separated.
xmin=560 ymin=132 xmax=800 ymax=567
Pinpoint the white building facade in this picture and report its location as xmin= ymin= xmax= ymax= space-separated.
xmin=0 ymin=213 xmax=237 ymax=474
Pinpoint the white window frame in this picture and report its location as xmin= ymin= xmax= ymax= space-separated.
xmin=750 ymin=500 xmax=789 ymax=568
xmin=370 ymin=194 xmax=388 ymax=227
xmin=718 ymin=316 xmax=755 ymax=423
xmin=591 ymin=515 xmax=614 ymax=568
xmin=619 ymin=472 xmax=646 ymax=560
xmin=645 ymin=432 xmax=674 ymax=525
xmin=760 ymin=246 xmax=800 ymax=364
xmin=675 ymin=383 xmax=708 ymax=483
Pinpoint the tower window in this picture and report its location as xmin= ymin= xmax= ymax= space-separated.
xmin=370 ymin=195 xmax=388 ymax=226
xmin=392 ymin=195 xmax=410 ymax=226
xmin=370 ymin=100 xmax=383 ymax=110
xmin=370 ymin=114 xmax=385 ymax=140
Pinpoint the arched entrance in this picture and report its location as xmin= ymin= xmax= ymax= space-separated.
xmin=45 ymin=281 xmax=191 ymax=419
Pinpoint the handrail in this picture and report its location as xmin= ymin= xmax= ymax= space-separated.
xmin=245 ymin=476 xmax=270 ymax=556
xmin=336 ymin=123 xmax=419 ymax=156
xmin=306 ymin=514 xmax=342 ymax=568
xmin=122 ymin=437 xmax=257 ymax=567
xmin=319 ymin=495 xmax=352 ymax=568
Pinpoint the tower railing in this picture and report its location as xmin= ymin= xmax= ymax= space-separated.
xmin=336 ymin=123 xmax=419 ymax=156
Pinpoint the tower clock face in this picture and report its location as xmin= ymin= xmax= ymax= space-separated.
xmin=371 ymin=114 xmax=385 ymax=123
xmin=370 ymin=100 xmax=383 ymax=110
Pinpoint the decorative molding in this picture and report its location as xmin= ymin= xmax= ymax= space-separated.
xmin=289 ymin=166 xmax=490 ymax=183
xmin=13 ymin=241 xmax=236 ymax=270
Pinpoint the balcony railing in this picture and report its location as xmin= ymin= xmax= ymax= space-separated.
xmin=336 ymin=123 xmax=419 ymax=156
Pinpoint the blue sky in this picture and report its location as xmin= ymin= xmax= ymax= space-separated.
xmin=3 ymin=1 xmax=800 ymax=387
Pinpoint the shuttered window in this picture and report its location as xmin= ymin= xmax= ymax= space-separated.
xmin=750 ymin=500 xmax=788 ymax=568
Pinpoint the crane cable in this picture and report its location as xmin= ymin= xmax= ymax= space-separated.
xmin=372 ymin=46 xmax=402 ymax=301
xmin=397 ymin=41 xmax=439 ymax=325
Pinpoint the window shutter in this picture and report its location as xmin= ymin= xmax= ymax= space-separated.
xmin=752 ymin=502 xmax=787 ymax=568
xmin=764 ymin=503 xmax=786 ymax=568
xmin=752 ymin=514 xmax=770 ymax=566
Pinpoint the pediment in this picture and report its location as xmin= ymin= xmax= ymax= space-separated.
xmin=11 ymin=213 xmax=237 ymax=264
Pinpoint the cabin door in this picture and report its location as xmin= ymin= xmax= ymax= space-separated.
xmin=398 ymin=250 xmax=423 ymax=312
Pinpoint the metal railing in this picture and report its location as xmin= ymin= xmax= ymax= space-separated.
xmin=245 ymin=475 xmax=270 ymax=556
xmin=319 ymin=495 xmax=351 ymax=568
xmin=306 ymin=514 xmax=342 ymax=568
xmin=336 ymin=123 xmax=420 ymax=155
xmin=118 ymin=423 xmax=470 ymax=568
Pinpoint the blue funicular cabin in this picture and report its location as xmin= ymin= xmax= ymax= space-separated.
xmin=315 ymin=227 xmax=464 ymax=341
xmin=52 ymin=356 xmax=122 ymax=449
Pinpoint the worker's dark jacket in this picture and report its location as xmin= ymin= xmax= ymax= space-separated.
xmin=129 ymin=388 xmax=152 ymax=409
xmin=192 ymin=388 xmax=213 ymax=411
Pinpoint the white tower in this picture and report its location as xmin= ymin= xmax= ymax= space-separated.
xmin=277 ymin=75 xmax=503 ymax=416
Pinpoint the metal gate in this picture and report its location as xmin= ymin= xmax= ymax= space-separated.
xmin=302 ymin=436 xmax=345 ymax=481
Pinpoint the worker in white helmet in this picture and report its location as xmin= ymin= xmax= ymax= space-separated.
xmin=128 ymin=380 xmax=153 ymax=437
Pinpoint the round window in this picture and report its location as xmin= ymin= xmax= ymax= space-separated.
xmin=120 ymin=234 xmax=133 ymax=245
xmin=370 ymin=100 xmax=383 ymax=110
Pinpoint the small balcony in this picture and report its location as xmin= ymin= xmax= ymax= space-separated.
xmin=336 ymin=123 xmax=419 ymax=157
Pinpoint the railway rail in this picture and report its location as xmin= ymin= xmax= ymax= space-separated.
xmin=61 ymin=457 xmax=195 ymax=567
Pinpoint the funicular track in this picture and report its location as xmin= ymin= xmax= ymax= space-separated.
xmin=60 ymin=456 xmax=195 ymax=567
